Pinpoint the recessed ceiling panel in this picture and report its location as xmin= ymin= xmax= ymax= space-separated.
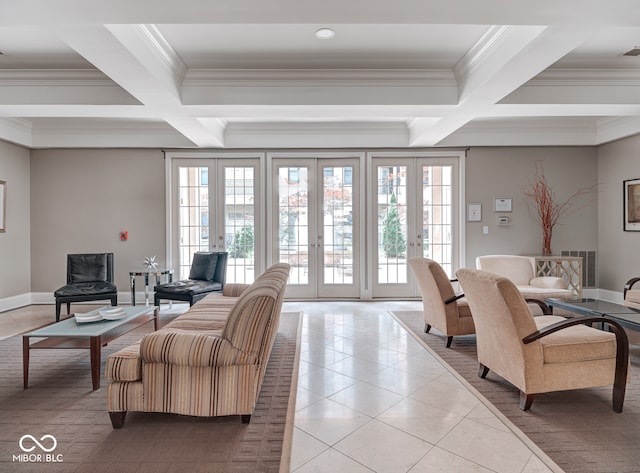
xmin=550 ymin=26 xmax=640 ymax=70
xmin=157 ymin=24 xmax=490 ymax=69
xmin=0 ymin=26 xmax=93 ymax=68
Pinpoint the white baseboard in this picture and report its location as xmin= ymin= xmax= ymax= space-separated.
xmin=1 ymin=288 xmax=628 ymax=313
xmin=2 ymin=291 xmax=140 ymax=312
xmin=0 ymin=293 xmax=32 ymax=313
xmin=583 ymin=287 xmax=623 ymax=303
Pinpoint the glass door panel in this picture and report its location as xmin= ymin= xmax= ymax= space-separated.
xmin=176 ymin=166 xmax=210 ymax=279
xmin=319 ymin=162 xmax=359 ymax=297
xmin=421 ymin=164 xmax=454 ymax=277
xmin=276 ymin=165 xmax=311 ymax=288
xmin=371 ymin=155 xmax=459 ymax=298
xmin=172 ymin=157 xmax=261 ymax=284
xmin=376 ymin=165 xmax=409 ymax=285
xmin=221 ymin=164 xmax=257 ymax=284
xmin=273 ymin=157 xmax=360 ymax=298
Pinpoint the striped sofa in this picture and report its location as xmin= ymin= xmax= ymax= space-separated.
xmin=105 ymin=263 xmax=290 ymax=429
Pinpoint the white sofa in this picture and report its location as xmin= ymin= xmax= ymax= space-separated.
xmin=476 ymin=255 xmax=574 ymax=301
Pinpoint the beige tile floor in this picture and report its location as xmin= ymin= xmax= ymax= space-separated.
xmin=0 ymin=301 xmax=562 ymax=473
xmin=283 ymin=301 xmax=562 ymax=473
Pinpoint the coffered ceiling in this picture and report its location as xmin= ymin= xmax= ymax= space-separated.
xmin=1 ymin=0 xmax=640 ymax=148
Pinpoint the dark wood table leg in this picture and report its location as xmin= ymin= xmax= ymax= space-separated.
xmin=153 ymin=306 xmax=159 ymax=331
xmin=90 ymin=336 xmax=101 ymax=390
xmin=23 ymin=336 xmax=30 ymax=389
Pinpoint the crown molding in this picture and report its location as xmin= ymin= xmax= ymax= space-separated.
xmin=184 ymin=68 xmax=456 ymax=87
xmin=107 ymin=24 xmax=188 ymax=85
xmin=527 ymin=69 xmax=640 ymax=86
xmin=0 ymin=69 xmax=114 ymax=86
xmin=0 ymin=117 xmax=33 ymax=147
xmin=225 ymin=120 xmax=407 ymax=134
xmin=454 ymin=25 xmax=511 ymax=80
xmin=596 ymin=116 xmax=640 ymax=144
xmin=439 ymin=116 xmax=598 ymax=146
xmin=224 ymin=121 xmax=409 ymax=148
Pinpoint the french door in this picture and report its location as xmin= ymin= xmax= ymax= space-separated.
xmin=370 ymin=154 xmax=460 ymax=298
xmin=170 ymin=156 xmax=262 ymax=284
xmin=271 ymin=155 xmax=361 ymax=299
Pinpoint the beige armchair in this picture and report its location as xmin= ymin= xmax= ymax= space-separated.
xmin=409 ymin=258 xmax=475 ymax=348
xmin=456 ymin=268 xmax=629 ymax=412
xmin=624 ymin=277 xmax=640 ymax=308
xmin=476 ymin=255 xmax=573 ymax=302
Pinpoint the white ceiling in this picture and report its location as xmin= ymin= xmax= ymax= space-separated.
xmin=1 ymin=0 xmax=640 ymax=149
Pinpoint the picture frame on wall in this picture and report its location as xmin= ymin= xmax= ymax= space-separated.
xmin=624 ymin=178 xmax=640 ymax=231
xmin=0 ymin=180 xmax=5 ymax=233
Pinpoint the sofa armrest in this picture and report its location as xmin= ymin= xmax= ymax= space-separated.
xmin=530 ymin=276 xmax=567 ymax=289
xmin=223 ymin=283 xmax=251 ymax=297
xmin=140 ymin=331 xmax=257 ymax=367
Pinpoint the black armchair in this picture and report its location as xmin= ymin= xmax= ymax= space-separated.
xmin=154 ymin=252 xmax=227 ymax=307
xmin=54 ymin=253 xmax=118 ymax=322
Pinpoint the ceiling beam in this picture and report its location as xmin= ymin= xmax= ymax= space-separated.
xmin=410 ymin=24 xmax=602 ymax=146
xmin=55 ymin=24 xmax=224 ymax=147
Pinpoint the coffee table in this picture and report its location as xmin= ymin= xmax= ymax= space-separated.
xmin=23 ymin=306 xmax=159 ymax=391
xmin=546 ymin=298 xmax=640 ymax=331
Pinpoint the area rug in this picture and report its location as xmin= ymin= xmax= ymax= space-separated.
xmin=0 ymin=311 xmax=301 ymax=473
xmin=392 ymin=310 xmax=640 ymax=473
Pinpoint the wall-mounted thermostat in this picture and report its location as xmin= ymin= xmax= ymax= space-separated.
xmin=497 ymin=216 xmax=510 ymax=225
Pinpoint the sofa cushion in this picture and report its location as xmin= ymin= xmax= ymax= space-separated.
xmin=516 ymin=285 xmax=573 ymax=300
xmin=54 ymin=281 xmax=117 ymax=297
xmin=539 ymin=323 xmax=617 ymax=364
xmin=189 ymin=253 xmax=218 ymax=281
xmin=530 ymin=276 xmax=568 ymax=289
xmin=155 ymin=280 xmax=221 ymax=295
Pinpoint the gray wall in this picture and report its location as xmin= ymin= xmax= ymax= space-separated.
xmin=597 ymin=134 xmax=640 ymax=291
xmin=0 ymin=141 xmax=632 ymax=304
xmin=464 ymin=147 xmax=599 ymax=268
xmin=30 ymin=149 xmax=166 ymax=294
xmin=0 ymin=141 xmax=31 ymax=299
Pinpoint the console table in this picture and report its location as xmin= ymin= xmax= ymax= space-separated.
xmin=535 ymin=256 xmax=583 ymax=298
xmin=129 ymin=268 xmax=173 ymax=306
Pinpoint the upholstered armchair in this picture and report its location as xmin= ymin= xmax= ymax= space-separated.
xmin=54 ymin=253 xmax=117 ymax=322
xmin=409 ymin=258 xmax=475 ymax=348
xmin=456 ymin=268 xmax=629 ymax=412
xmin=623 ymin=277 xmax=640 ymax=308
xmin=154 ymin=252 xmax=228 ymax=306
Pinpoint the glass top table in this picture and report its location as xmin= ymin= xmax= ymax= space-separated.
xmin=23 ymin=305 xmax=158 ymax=390
xmin=546 ymin=298 xmax=640 ymax=330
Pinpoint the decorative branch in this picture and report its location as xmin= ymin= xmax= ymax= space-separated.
xmin=523 ymin=161 xmax=597 ymax=255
